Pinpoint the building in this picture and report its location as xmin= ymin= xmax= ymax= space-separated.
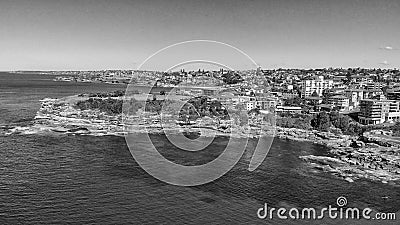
xmin=363 ymin=89 xmax=383 ymax=99
xmin=301 ymin=76 xmax=333 ymax=97
xmin=387 ymin=88 xmax=400 ymax=100
xmin=246 ymin=101 xmax=256 ymax=111
xmin=176 ymin=87 xmax=222 ymax=96
xmin=366 ymin=82 xmax=385 ymax=90
xmin=282 ymin=91 xmax=299 ymax=99
xmin=351 ymin=75 xmax=373 ymax=84
xmin=305 ymin=96 xmax=323 ymax=106
xmin=316 ymin=104 xmax=334 ymax=112
xmin=359 ymin=99 xmax=384 ymax=125
xmin=202 ymin=87 xmax=219 ymax=96
xmin=344 ymin=89 xmax=364 ymax=108
xmin=276 ymin=106 xmax=302 ymax=114
xmin=243 ymin=96 xmax=279 ymax=111
xmin=328 ymin=95 xmax=350 ymax=111
xmin=216 ymin=92 xmax=234 ymax=103
xmin=255 ymin=97 xmax=279 ymax=110
xmin=359 ymin=99 xmax=400 ymax=125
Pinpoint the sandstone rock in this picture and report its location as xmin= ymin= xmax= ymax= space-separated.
xmin=345 ymin=177 xmax=354 ymax=183
xmin=350 ymin=140 xmax=365 ymax=148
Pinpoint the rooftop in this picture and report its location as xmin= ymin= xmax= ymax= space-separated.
xmin=330 ymin=95 xmax=348 ymax=99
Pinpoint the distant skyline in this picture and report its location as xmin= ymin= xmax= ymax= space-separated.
xmin=0 ymin=0 xmax=399 ymax=71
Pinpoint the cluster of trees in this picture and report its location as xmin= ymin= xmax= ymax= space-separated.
xmin=139 ymin=96 xmax=229 ymax=122
xmin=283 ymin=97 xmax=313 ymax=112
xmin=310 ymin=111 xmax=365 ymax=135
xmin=283 ymin=97 xmax=304 ymax=107
xmin=276 ymin=111 xmax=367 ymax=136
xmin=321 ymin=90 xmax=334 ymax=104
xmin=276 ymin=113 xmax=313 ymax=130
xmin=389 ymin=122 xmax=400 ymax=137
xmin=75 ymin=98 xmax=123 ymax=115
xmin=310 ymin=112 xmax=331 ymax=131
xmin=125 ymin=98 xmax=144 ymax=115
xmin=179 ymin=96 xmax=229 ymax=120
xmin=144 ymin=99 xmax=178 ymax=114
xmin=221 ymin=71 xmax=244 ymax=85
xmin=86 ymin=90 xmax=126 ymax=98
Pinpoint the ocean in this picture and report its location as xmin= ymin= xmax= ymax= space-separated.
xmin=0 ymin=72 xmax=399 ymax=224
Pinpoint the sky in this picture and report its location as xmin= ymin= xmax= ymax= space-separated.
xmin=0 ymin=0 xmax=399 ymax=71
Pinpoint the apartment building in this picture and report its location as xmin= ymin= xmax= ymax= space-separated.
xmin=344 ymin=89 xmax=364 ymax=108
xmin=240 ymin=96 xmax=279 ymax=111
xmin=363 ymin=89 xmax=384 ymax=99
xmin=366 ymin=82 xmax=385 ymax=90
xmin=387 ymin=88 xmax=400 ymax=100
xmin=276 ymin=106 xmax=302 ymax=114
xmin=301 ymin=76 xmax=333 ymax=97
xmin=359 ymin=99 xmax=400 ymax=125
xmin=328 ymin=95 xmax=350 ymax=111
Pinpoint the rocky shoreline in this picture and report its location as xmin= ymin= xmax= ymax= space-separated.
xmin=3 ymin=95 xmax=274 ymax=138
xmin=276 ymin=127 xmax=400 ymax=185
xmin=3 ymin=96 xmax=400 ymax=185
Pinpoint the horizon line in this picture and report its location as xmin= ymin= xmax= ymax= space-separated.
xmin=3 ymin=67 xmax=400 ymax=72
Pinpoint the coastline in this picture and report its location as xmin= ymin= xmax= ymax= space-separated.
xmin=278 ymin=127 xmax=400 ymax=185
xmin=3 ymin=95 xmax=400 ymax=186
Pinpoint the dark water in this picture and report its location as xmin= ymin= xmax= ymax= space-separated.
xmin=0 ymin=72 xmax=399 ymax=224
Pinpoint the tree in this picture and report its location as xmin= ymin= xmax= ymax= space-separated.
xmin=311 ymin=91 xmax=319 ymax=97
xmin=311 ymin=111 xmax=331 ymax=131
xmin=284 ymin=97 xmax=303 ymax=106
xmin=75 ymin=97 xmax=124 ymax=115
xmin=391 ymin=122 xmax=400 ymax=136
xmin=263 ymin=113 xmax=276 ymax=126
xmin=239 ymin=111 xmax=248 ymax=126
xmin=330 ymin=112 xmax=350 ymax=132
xmin=127 ymin=98 xmax=144 ymax=115
xmin=322 ymin=89 xmax=333 ymax=104
xmin=235 ymin=103 xmax=247 ymax=111
xmin=221 ymin=71 xmax=244 ymax=84
xmin=248 ymin=108 xmax=260 ymax=115
xmin=329 ymin=112 xmax=340 ymax=124
xmin=346 ymin=123 xmax=365 ymax=136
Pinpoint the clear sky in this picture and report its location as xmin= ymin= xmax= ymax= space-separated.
xmin=0 ymin=0 xmax=399 ymax=71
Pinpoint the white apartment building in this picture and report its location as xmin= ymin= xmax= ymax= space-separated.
xmin=301 ymin=76 xmax=333 ymax=97
xmin=239 ymin=96 xmax=279 ymax=111
xmin=328 ymin=95 xmax=350 ymax=111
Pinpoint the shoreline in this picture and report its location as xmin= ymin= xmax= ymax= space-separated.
xmin=2 ymin=95 xmax=400 ymax=186
xmin=4 ymin=117 xmax=400 ymax=185
xmin=277 ymin=127 xmax=400 ymax=185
